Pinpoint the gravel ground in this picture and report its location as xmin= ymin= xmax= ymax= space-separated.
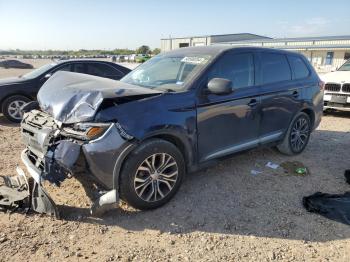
xmin=0 ymin=64 xmax=350 ymax=261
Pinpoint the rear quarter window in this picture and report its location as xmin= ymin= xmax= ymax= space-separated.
xmin=288 ymin=56 xmax=310 ymax=79
xmin=260 ymin=53 xmax=291 ymax=85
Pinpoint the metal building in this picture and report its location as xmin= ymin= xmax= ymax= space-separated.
xmin=214 ymin=35 xmax=350 ymax=73
xmin=160 ymin=33 xmax=270 ymax=52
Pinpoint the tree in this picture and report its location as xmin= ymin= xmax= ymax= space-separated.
xmin=152 ymin=48 xmax=161 ymax=55
xmin=136 ymin=45 xmax=150 ymax=55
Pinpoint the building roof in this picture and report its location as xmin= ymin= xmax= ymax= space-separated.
xmin=213 ymin=35 xmax=350 ymax=50
xmin=216 ymin=35 xmax=350 ymax=44
xmin=161 ymin=33 xmax=271 ymax=41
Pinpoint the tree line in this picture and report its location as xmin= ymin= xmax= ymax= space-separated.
xmin=0 ymin=46 xmax=161 ymax=56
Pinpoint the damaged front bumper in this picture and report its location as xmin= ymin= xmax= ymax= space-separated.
xmin=0 ymin=110 xmax=136 ymax=218
xmin=0 ymin=163 xmax=59 ymax=217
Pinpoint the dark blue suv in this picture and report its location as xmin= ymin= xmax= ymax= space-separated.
xmin=17 ymin=46 xmax=323 ymax=216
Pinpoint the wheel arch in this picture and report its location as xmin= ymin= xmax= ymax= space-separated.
xmin=300 ymin=107 xmax=315 ymax=128
xmin=0 ymin=93 xmax=33 ymax=112
xmin=113 ymin=131 xmax=194 ymax=191
xmin=148 ymin=133 xmax=192 ymax=171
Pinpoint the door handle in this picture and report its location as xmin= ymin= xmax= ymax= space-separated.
xmin=292 ymin=91 xmax=299 ymax=98
xmin=248 ymin=99 xmax=258 ymax=107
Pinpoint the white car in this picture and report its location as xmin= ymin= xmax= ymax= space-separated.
xmin=321 ymin=59 xmax=350 ymax=110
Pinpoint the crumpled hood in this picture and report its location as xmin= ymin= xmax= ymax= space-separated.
xmin=37 ymin=71 xmax=163 ymax=124
xmin=321 ymin=71 xmax=350 ymax=83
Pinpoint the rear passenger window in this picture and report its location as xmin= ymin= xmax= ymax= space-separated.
xmin=86 ymin=63 xmax=120 ymax=78
xmin=261 ymin=53 xmax=291 ymax=84
xmin=208 ymin=53 xmax=254 ymax=89
xmin=73 ymin=63 xmax=85 ymax=73
xmin=288 ymin=56 xmax=310 ymax=79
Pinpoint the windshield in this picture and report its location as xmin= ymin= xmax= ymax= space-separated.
xmin=120 ymin=54 xmax=212 ymax=91
xmin=338 ymin=60 xmax=350 ymax=71
xmin=22 ymin=63 xmax=57 ymax=79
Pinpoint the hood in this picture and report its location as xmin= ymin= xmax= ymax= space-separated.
xmin=320 ymin=71 xmax=350 ymax=83
xmin=38 ymin=71 xmax=163 ymax=124
xmin=0 ymin=76 xmax=29 ymax=86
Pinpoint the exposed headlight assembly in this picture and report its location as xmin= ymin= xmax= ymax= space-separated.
xmin=62 ymin=123 xmax=111 ymax=140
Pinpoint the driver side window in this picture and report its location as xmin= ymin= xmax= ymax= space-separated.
xmin=208 ymin=53 xmax=254 ymax=89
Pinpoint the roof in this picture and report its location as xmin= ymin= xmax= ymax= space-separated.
xmin=57 ymin=59 xmax=114 ymax=64
xmin=161 ymin=33 xmax=271 ymax=41
xmin=162 ymin=45 xmax=298 ymax=57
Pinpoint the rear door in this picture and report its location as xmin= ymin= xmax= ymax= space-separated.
xmin=257 ymin=51 xmax=302 ymax=140
xmin=197 ymin=51 xmax=261 ymax=161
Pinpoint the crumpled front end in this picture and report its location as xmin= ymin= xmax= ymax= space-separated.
xmin=4 ymin=109 xmax=135 ymax=217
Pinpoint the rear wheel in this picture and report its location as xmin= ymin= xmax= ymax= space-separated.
xmin=119 ymin=139 xmax=185 ymax=210
xmin=2 ymin=95 xmax=31 ymax=122
xmin=277 ymin=112 xmax=311 ymax=155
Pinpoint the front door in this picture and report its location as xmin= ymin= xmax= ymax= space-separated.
xmin=197 ymin=52 xmax=261 ymax=161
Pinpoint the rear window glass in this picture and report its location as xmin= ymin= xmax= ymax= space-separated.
xmin=288 ymin=56 xmax=310 ymax=79
xmin=261 ymin=53 xmax=291 ymax=84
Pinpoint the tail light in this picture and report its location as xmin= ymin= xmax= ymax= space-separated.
xmin=319 ymin=81 xmax=325 ymax=90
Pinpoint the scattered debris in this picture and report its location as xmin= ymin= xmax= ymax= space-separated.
xmin=266 ymin=162 xmax=279 ymax=170
xmin=303 ymin=170 xmax=350 ymax=225
xmin=250 ymin=161 xmax=310 ymax=177
xmin=280 ymin=161 xmax=309 ymax=176
xmin=250 ymin=170 xmax=263 ymax=176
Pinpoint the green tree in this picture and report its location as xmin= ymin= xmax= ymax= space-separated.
xmin=136 ymin=45 xmax=151 ymax=54
xmin=152 ymin=48 xmax=161 ymax=55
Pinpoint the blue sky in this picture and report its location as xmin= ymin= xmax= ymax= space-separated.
xmin=0 ymin=0 xmax=349 ymax=50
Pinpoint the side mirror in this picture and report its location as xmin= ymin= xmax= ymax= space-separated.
xmin=207 ymin=78 xmax=232 ymax=95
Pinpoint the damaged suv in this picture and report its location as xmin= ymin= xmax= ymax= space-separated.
xmin=2 ymin=46 xmax=323 ymax=216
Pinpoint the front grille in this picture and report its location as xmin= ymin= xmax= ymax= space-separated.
xmin=325 ymin=83 xmax=341 ymax=92
xmin=342 ymin=84 xmax=350 ymax=93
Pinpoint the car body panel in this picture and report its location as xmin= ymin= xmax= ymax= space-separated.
xmin=197 ymin=86 xmax=261 ymax=161
xmin=15 ymin=46 xmax=323 ymax=215
xmin=0 ymin=60 xmax=131 ymax=113
xmin=37 ymin=71 xmax=163 ymax=123
xmin=82 ymin=124 xmax=134 ymax=189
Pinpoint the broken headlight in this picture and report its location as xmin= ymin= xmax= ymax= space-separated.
xmin=62 ymin=123 xmax=111 ymax=141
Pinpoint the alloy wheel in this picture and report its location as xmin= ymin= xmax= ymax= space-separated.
xmin=290 ymin=116 xmax=310 ymax=152
xmin=7 ymin=100 xmax=26 ymax=120
xmin=134 ymin=153 xmax=178 ymax=202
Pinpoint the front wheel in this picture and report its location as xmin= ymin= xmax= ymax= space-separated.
xmin=277 ymin=112 xmax=312 ymax=155
xmin=2 ymin=95 xmax=31 ymax=123
xmin=119 ymin=139 xmax=185 ymax=210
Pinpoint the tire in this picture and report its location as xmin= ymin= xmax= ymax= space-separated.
xmin=277 ymin=112 xmax=312 ymax=155
xmin=2 ymin=95 xmax=31 ymax=123
xmin=119 ymin=139 xmax=185 ymax=210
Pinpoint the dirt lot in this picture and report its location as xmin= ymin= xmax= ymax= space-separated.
xmin=0 ymin=64 xmax=350 ymax=261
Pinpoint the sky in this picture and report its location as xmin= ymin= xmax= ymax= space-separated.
xmin=0 ymin=0 xmax=349 ymax=50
